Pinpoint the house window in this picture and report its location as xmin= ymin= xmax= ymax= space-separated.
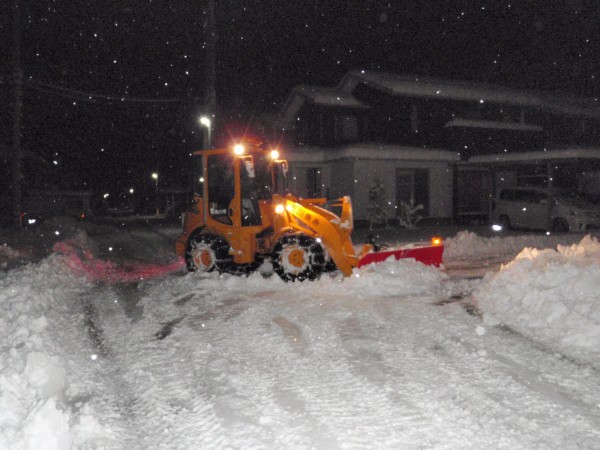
xmin=396 ymin=169 xmax=429 ymax=216
xmin=307 ymin=168 xmax=322 ymax=198
xmin=334 ymin=115 xmax=358 ymax=143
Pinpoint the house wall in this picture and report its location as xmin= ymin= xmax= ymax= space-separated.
xmin=337 ymin=159 xmax=453 ymax=222
xmin=328 ymin=159 xmax=355 ymax=199
xmin=293 ymin=104 xmax=367 ymax=147
xmin=346 ymin=82 xmax=600 ymax=155
xmin=286 ymin=153 xmax=453 ymax=223
xmin=290 ymin=83 xmax=600 ymax=163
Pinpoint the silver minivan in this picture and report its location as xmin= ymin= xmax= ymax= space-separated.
xmin=492 ymin=187 xmax=600 ymax=232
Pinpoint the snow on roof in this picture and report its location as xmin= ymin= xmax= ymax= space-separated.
xmin=293 ymin=85 xmax=368 ymax=108
xmin=280 ymin=85 xmax=368 ymax=126
xmin=467 ymin=147 xmax=600 ymax=164
xmin=286 ymin=143 xmax=460 ymax=163
xmin=339 ymin=70 xmax=600 ymax=119
xmin=444 ymin=118 xmax=544 ymax=132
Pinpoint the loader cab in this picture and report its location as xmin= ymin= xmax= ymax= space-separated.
xmin=203 ymin=146 xmax=282 ymax=227
xmin=178 ymin=143 xmax=289 ymax=267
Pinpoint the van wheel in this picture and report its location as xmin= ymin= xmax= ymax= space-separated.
xmin=498 ymin=215 xmax=511 ymax=230
xmin=185 ymin=233 xmax=232 ymax=273
xmin=272 ymin=235 xmax=325 ymax=282
xmin=552 ymin=218 xmax=569 ymax=233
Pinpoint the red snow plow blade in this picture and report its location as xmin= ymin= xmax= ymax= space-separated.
xmin=356 ymin=238 xmax=444 ymax=268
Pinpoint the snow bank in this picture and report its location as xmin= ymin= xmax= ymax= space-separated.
xmin=444 ymin=230 xmax=582 ymax=260
xmin=0 ymin=254 xmax=88 ymax=449
xmin=0 ymin=244 xmax=25 ymax=270
xmin=189 ymin=256 xmax=448 ymax=303
xmin=474 ymin=235 xmax=600 ymax=366
xmin=330 ymin=256 xmax=447 ymax=299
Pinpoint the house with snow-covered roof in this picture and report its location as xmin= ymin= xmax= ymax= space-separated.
xmin=279 ymin=70 xmax=600 ymax=226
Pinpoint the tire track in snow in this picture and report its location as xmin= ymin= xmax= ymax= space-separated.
xmin=141 ymin=286 xmax=345 ymax=448
xmin=190 ymin=293 xmax=329 ymax=448
xmin=60 ymin=268 xmax=600 ymax=449
xmin=40 ymin=285 xmax=131 ymax=447
xmin=415 ymin=301 xmax=600 ymax=447
xmin=341 ymin=297 xmax=600 ymax=449
xmin=205 ymin=294 xmax=446 ymax=448
xmin=82 ymin=294 xmax=110 ymax=358
xmin=77 ymin=283 xmax=231 ymax=448
xmin=451 ymin=336 xmax=600 ymax=428
xmin=329 ymin=297 xmax=501 ymax=447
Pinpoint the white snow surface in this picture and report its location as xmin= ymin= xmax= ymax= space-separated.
xmin=1 ymin=222 xmax=600 ymax=449
xmin=474 ymin=235 xmax=600 ymax=366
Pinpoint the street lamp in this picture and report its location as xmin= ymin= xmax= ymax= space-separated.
xmin=151 ymin=172 xmax=159 ymax=215
xmin=199 ymin=116 xmax=212 ymax=149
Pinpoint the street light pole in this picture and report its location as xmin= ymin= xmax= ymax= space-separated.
xmin=199 ymin=116 xmax=211 ymax=149
xmin=11 ymin=0 xmax=23 ymax=226
xmin=151 ymin=172 xmax=159 ymax=215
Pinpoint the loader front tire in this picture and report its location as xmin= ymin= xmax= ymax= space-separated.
xmin=272 ymin=235 xmax=325 ymax=282
xmin=185 ymin=233 xmax=232 ymax=273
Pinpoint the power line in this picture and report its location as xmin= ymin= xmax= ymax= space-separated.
xmin=24 ymin=79 xmax=190 ymax=103
xmin=25 ymin=83 xmax=89 ymax=102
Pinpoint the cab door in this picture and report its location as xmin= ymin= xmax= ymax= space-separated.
xmin=204 ymin=152 xmax=264 ymax=264
xmin=205 ymin=152 xmax=236 ymax=226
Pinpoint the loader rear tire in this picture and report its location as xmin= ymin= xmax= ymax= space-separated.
xmin=185 ymin=233 xmax=232 ymax=273
xmin=272 ymin=235 xmax=325 ymax=282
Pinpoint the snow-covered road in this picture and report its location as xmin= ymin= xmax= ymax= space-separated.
xmin=2 ymin=219 xmax=600 ymax=449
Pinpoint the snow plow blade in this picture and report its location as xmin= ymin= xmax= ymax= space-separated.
xmin=356 ymin=241 xmax=444 ymax=268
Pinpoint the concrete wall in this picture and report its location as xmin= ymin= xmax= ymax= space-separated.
xmin=288 ymin=157 xmax=453 ymax=222
xmin=348 ymin=159 xmax=453 ymax=221
xmin=328 ymin=159 xmax=355 ymax=199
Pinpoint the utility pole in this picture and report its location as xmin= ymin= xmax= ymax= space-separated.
xmin=204 ymin=0 xmax=217 ymax=147
xmin=11 ymin=0 xmax=23 ymax=226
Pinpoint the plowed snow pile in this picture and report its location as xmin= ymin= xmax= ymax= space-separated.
xmin=475 ymin=235 xmax=600 ymax=366
xmin=0 ymin=255 xmax=89 ymax=449
xmin=444 ymin=229 xmax=583 ymax=260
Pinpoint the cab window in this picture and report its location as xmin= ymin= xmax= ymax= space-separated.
xmin=207 ymin=153 xmax=234 ymax=224
xmin=240 ymin=154 xmax=271 ymax=226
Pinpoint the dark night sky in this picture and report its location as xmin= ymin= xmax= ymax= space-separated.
xmin=2 ymin=0 xmax=600 ymax=198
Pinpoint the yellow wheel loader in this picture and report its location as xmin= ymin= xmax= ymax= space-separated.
xmin=175 ymin=142 xmax=443 ymax=281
